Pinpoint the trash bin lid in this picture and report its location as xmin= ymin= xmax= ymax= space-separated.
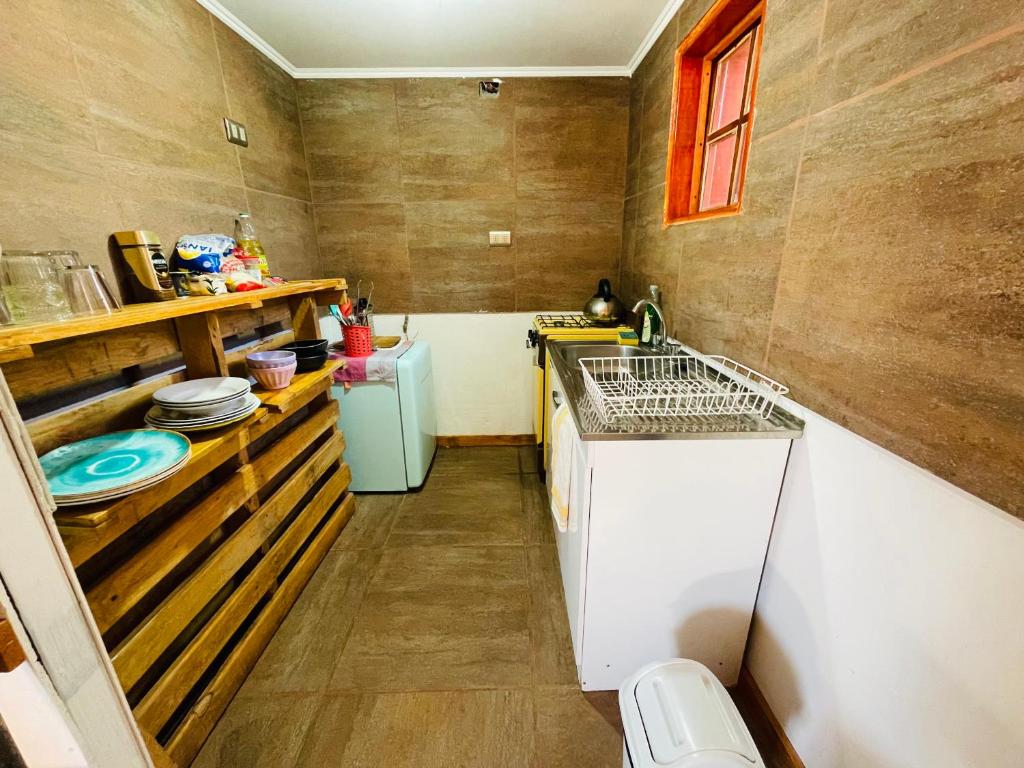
xmin=624 ymin=660 xmax=759 ymax=766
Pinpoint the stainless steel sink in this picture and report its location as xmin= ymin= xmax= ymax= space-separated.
xmin=554 ymin=343 xmax=654 ymax=367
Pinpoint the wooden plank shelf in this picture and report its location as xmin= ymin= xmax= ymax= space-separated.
xmin=0 ymin=279 xmax=356 ymax=768
xmin=0 ymin=279 xmax=347 ymax=356
xmin=253 ymin=358 xmax=344 ymax=414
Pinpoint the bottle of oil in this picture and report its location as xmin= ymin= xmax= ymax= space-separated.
xmin=233 ymin=213 xmax=269 ymax=276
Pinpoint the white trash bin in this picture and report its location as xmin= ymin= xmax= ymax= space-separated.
xmin=619 ymin=659 xmax=766 ymax=768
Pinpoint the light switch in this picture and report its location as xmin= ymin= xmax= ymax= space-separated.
xmin=489 ymin=230 xmax=512 ymax=247
xmin=223 ymin=117 xmax=249 ymax=147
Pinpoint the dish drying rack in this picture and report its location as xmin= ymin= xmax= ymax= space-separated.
xmin=579 ymin=355 xmax=788 ymax=425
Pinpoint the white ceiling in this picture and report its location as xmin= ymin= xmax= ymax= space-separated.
xmin=199 ymin=0 xmax=683 ymax=77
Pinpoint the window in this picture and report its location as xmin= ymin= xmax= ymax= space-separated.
xmin=664 ymin=0 xmax=765 ymax=225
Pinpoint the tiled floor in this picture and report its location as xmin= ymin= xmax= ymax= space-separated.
xmin=193 ymin=446 xmax=625 ymax=767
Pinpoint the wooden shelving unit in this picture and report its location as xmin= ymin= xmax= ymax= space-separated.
xmin=0 ymin=279 xmax=354 ymax=767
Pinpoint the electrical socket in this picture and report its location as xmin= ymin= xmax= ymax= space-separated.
xmin=489 ymin=230 xmax=512 ymax=247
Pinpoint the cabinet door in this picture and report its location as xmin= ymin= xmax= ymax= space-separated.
xmin=556 ymin=429 xmax=591 ymax=664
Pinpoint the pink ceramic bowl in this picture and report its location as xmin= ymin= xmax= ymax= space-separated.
xmin=251 ymin=362 xmax=296 ymax=390
xmin=247 ymin=350 xmax=297 ymax=369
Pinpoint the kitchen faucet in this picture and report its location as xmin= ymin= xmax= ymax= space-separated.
xmin=632 ymin=295 xmax=669 ymax=350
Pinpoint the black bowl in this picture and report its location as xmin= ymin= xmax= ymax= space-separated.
xmin=294 ymin=352 xmax=328 ymax=372
xmin=281 ymin=339 xmax=329 ymax=354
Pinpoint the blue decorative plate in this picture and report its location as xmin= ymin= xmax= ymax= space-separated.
xmin=39 ymin=430 xmax=191 ymax=498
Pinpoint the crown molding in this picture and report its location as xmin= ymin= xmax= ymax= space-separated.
xmin=196 ymin=0 xmax=298 ymax=75
xmin=627 ymin=0 xmax=687 ymax=74
xmin=294 ymin=66 xmax=630 ymax=79
xmin=197 ymin=0 xmax=684 ymax=80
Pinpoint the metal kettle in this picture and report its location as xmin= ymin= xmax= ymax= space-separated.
xmin=583 ymin=278 xmax=625 ymax=326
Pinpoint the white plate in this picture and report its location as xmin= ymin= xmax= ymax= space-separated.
xmin=146 ymin=394 xmax=260 ymax=426
xmin=144 ymin=397 xmax=260 ymax=432
xmin=154 ymin=377 xmax=251 ymax=407
xmin=157 ymin=394 xmax=249 ymax=419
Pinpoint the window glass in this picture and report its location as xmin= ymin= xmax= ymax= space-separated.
xmin=708 ymin=32 xmax=753 ymax=133
xmin=700 ymin=129 xmax=738 ymax=210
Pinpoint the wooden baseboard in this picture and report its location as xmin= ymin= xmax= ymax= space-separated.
xmin=735 ymin=666 xmax=805 ymax=768
xmin=437 ymin=434 xmax=534 ymax=447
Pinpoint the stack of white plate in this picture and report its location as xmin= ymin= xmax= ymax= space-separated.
xmin=146 ymin=377 xmax=260 ymax=432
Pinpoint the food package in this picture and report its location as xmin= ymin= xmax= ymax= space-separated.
xmin=185 ymin=273 xmax=228 ymax=296
xmin=172 ymin=234 xmax=235 ymax=274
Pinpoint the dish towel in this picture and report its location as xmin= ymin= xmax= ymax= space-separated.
xmin=549 ymin=403 xmax=574 ymax=533
xmin=329 ymin=339 xmax=414 ymax=384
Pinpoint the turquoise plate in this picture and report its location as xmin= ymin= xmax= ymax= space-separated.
xmin=40 ymin=430 xmax=191 ymax=498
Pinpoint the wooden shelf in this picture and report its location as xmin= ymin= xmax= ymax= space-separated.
xmin=0 ymin=279 xmax=347 ymax=358
xmin=4 ymin=276 xmax=355 ymax=766
xmin=253 ymin=358 xmax=344 ymax=414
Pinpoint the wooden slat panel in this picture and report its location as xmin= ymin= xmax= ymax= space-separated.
xmin=288 ymin=295 xmax=319 ymax=341
xmin=86 ymin=466 xmax=260 ymax=635
xmin=250 ymin=400 xmax=339 ymax=486
xmin=217 ymin=302 xmax=291 ymax=339
xmin=3 ymin=321 xmax=180 ymax=402
xmin=27 ymin=371 xmax=186 ymax=456
xmin=134 ymin=467 xmax=352 ymax=735
xmin=142 ymin=728 xmax=178 ymax=768
xmin=111 ymin=430 xmax=345 ymax=691
xmin=164 ymin=492 xmax=355 ymax=766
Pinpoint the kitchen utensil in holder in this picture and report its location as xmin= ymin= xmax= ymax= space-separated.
xmin=342 ymin=324 xmax=373 ymax=357
xmin=579 ymin=354 xmax=788 ymax=425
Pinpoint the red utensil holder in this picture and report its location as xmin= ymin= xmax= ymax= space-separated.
xmin=342 ymin=325 xmax=373 ymax=357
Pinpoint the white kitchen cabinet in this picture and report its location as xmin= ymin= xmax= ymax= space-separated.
xmin=552 ymin=426 xmax=791 ymax=691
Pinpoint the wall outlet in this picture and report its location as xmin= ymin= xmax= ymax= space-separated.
xmin=223 ymin=117 xmax=249 ymax=147
xmin=489 ymin=230 xmax=512 ymax=247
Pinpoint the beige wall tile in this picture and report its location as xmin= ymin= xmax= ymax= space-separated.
xmin=214 ymin=21 xmax=310 ymax=201
xmin=395 ymin=78 xmax=515 ymax=202
xmin=406 ymin=201 xmax=515 ymax=312
xmin=515 ymin=200 xmax=623 ymax=311
xmin=297 ymin=79 xmax=402 ymax=204
xmin=60 ymin=0 xmax=240 ymax=184
xmin=812 ymin=0 xmax=1022 ymax=110
xmin=316 ymin=203 xmax=411 ymax=312
xmin=768 ymin=34 xmax=1024 ymax=515
xmin=0 ymin=133 xmax=121 ymax=283
xmin=246 ymin=190 xmax=321 ymax=280
xmin=0 ymin=0 xmax=94 ymax=149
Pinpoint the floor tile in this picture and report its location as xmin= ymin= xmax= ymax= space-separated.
xmin=330 ymin=546 xmax=532 ymax=691
xmin=191 ymin=693 xmax=320 ymax=768
xmin=527 ymin=546 xmax=578 ymax=686
xmin=388 ymin=474 xmax=524 ymax=547
xmin=239 ymin=549 xmax=380 ymax=695
xmin=518 ymin=444 xmax=540 ymax=474
xmin=332 ymin=493 xmax=403 ymax=551
xmin=522 ymin=474 xmax=556 ymax=547
xmin=533 ymin=686 xmax=623 ymax=768
xmin=430 ymin=446 xmax=521 ymax=477
xmin=307 ymin=690 xmax=534 ymax=768
xmin=294 ymin=693 xmax=363 ymax=765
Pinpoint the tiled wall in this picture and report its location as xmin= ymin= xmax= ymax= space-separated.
xmin=0 ymin=0 xmax=321 ymax=294
xmin=298 ymin=78 xmax=630 ymax=313
xmin=623 ymin=0 xmax=1024 ymax=516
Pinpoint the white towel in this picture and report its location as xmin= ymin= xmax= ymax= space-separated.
xmin=549 ymin=404 xmax=574 ymax=533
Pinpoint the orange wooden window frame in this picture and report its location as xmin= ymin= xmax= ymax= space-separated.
xmin=663 ymin=0 xmax=766 ymax=225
